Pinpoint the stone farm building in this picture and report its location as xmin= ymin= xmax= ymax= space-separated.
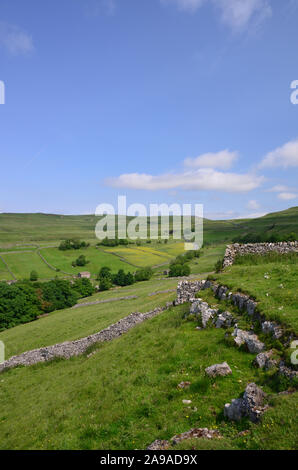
xmin=78 ymin=271 xmax=91 ymax=279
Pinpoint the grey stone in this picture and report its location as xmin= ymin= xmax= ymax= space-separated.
xmin=205 ymin=362 xmax=232 ymax=377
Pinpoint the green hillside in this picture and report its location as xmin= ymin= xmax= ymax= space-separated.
xmin=0 ymin=207 xmax=297 ymax=450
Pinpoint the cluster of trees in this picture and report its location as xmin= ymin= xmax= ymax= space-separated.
xmin=59 ymin=239 xmax=89 ymax=251
xmin=97 ymin=266 xmax=153 ymax=291
xmin=72 ymin=255 xmax=89 ymax=267
xmin=97 ymin=237 xmax=130 ymax=247
xmin=0 ymin=278 xmax=95 ymax=331
xmin=168 ymin=250 xmax=200 ymax=277
xmin=232 ymin=232 xmax=297 ymax=244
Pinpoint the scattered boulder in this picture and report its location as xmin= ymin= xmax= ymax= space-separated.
xmin=254 ymin=350 xmax=278 ymax=370
xmin=278 ymin=362 xmax=298 ymax=380
xmin=215 ymin=311 xmax=234 ymax=328
xmin=224 ymin=398 xmax=243 ymax=422
xmin=232 ymin=328 xmax=265 ymax=353
xmin=261 ymin=321 xmax=283 ymax=340
xmin=189 ymin=299 xmax=217 ymax=328
xmin=224 ymin=383 xmax=267 ymax=423
xmin=205 ymin=362 xmax=232 ymax=378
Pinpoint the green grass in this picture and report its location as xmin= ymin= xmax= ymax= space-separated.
xmin=40 ymin=246 xmax=133 ymax=277
xmin=0 ymin=257 xmax=12 ymax=281
xmin=0 ymin=281 xmax=179 ymax=359
xmin=103 ymin=246 xmax=172 ymax=267
xmin=1 ymin=206 xmax=297 ymax=244
xmin=0 ymin=251 xmax=57 ymax=280
xmin=0 ymin=304 xmax=296 ymax=450
xmin=189 ymin=244 xmax=226 ymax=274
xmin=211 ymin=256 xmax=298 ymax=331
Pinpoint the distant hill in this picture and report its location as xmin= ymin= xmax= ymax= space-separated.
xmin=0 ymin=207 xmax=297 ymax=244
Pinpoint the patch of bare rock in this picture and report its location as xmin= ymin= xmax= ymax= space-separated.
xmin=147 ymin=428 xmax=221 ymax=450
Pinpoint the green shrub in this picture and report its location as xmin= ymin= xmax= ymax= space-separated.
xmin=134 ymin=267 xmax=153 ymax=282
xmin=30 ymin=270 xmax=38 ymax=281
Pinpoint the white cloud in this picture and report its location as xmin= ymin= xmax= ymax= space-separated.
xmin=106 ymin=168 xmax=264 ymax=192
xmin=161 ymin=0 xmax=205 ymax=13
xmin=161 ymin=0 xmax=272 ymax=30
xmin=0 ymin=22 xmax=34 ymax=55
xmin=213 ymin=0 xmax=272 ymax=31
xmin=246 ymin=199 xmax=260 ymax=210
xmin=278 ymin=192 xmax=297 ymax=201
xmin=184 ymin=149 xmax=238 ymax=169
xmin=266 ymin=185 xmax=290 ymax=192
xmin=259 ymin=139 xmax=298 ymax=168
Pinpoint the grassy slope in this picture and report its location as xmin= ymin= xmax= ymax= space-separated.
xmin=0 ymin=304 xmax=296 ymax=450
xmin=41 ymin=246 xmax=134 ymax=276
xmin=0 ymin=277 xmax=191 ymax=359
xmin=1 ymin=207 xmax=297 ymax=244
xmin=209 ymin=256 xmax=298 ymax=331
xmin=0 ymin=251 xmax=57 ymax=280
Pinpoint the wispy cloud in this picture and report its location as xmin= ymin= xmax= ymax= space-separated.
xmin=106 ymin=167 xmax=264 ymax=192
xmin=278 ymin=192 xmax=297 ymax=201
xmin=161 ymin=0 xmax=273 ymax=31
xmin=161 ymin=0 xmax=205 ymax=13
xmin=259 ymin=138 xmax=298 ymax=168
xmin=246 ymin=199 xmax=260 ymax=210
xmin=213 ymin=0 xmax=272 ymax=31
xmin=184 ymin=149 xmax=238 ymax=169
xmin=265 ymin=185 xmax=291 ymax=192
xmin=0 ymin=22 xmax=34 ymax=55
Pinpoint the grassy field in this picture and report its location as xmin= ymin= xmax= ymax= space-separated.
xmin=208 ymin=253 xmax=298 ymax=331
xmin=189 ymin=244 xmax=226 ymax=274
xmin=0 ymin=251 xmax=56 ymax=280
xmin=0 ymin=277 xmax=189 ymax=359
xmin=0 ymin=303 xmax=296 ymax=450
xmin=0 ymin=208 xmax=297 ymax=450
xmin=103 ymin=245 xmax=172 ymax=267
xmin=40 ymin=246 xmax=134 ymax=276
xmin=1 ymin=207 xmax=297 ymax=244
xmin=0 ymin=257 xmax=13 ymax=281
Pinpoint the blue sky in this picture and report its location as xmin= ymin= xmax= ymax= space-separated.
xmin=0 ymin=0 xmax=298 ymax=219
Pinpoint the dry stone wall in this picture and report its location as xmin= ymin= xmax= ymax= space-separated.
xmin=223 ymin=241 xmax=298 ymax=268
xmin=0 ymin=304 xmax=172 ymax=373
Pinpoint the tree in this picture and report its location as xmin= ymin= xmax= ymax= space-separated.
xmin=72 ymin=278 xmax=95 ymax=297
xmin=99 ymin=277 xmax=112 ymax=291
xmin=73 ymin=255 xmax=88 ymax=267
xmin=134 ymin=267 xmax=153 ymax=282
xmin=30 ymin=270 xmax=38 ymax=281
xmin=98 ymin=266 xmax=112 ymax=280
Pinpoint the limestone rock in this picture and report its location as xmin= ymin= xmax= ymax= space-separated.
xmin=147 ymin=440 xmax=170 ymax=450
xmin=232 ymin=328 xmax=265 ymax=353
xmin=224 ymin=398 xmax=243 ymax=421
xmin=254 ymin=350 xmax=278 ymax=370
xmin=261 ymin=321 xmax=283 ymax=340
xmin=224 ymin=383 xmax=267 ymax=423
xmin=205 ymin=362 xmax=232 ymax=377
xmin=171 ymin=428 xmax=221 ymax=445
